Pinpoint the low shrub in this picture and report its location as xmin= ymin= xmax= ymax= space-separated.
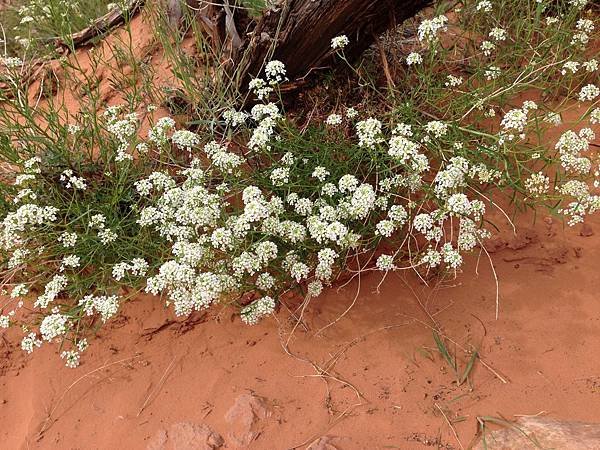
xmin=0 ymin=0 xmax=598 ymax=366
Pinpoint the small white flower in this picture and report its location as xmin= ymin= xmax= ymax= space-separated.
xmin=11 ymin=284 xmax=29 ymax=298
xmin=476 ymin=0 xmax=492 ymax=12
xmin=240 ymin=296 xmax=276 ymax=325
xmin=356 ymin=118 xmax=383 ymax=148
xmin=544 ymin=112 xmax=561 ymax=126
xmin=583 ymin=59 xmax=598 ymax=72
xmin=590 ymin=108 xmax=600 ymax=125
xmin=98 ymin=228 xmax=118 ymax=245
xmin=40 ymin=312 xmax=69 ymax=341
xmin=406 ymin=52 xmax=423 ymax=66
xmin=307 ymin=280 xmax=323 ymax=297
xmin=484 ymin=66 xmax=501 ymax=80
xmin=60 ymin=169 xmax=87 ymax=190
xmin=417 ymin=15 xmax=448 ymax=43
xmin=1 ymin=57 xmax=23 ymax=68
xmin=480 ymin=40 xmax=496 ymax=56
xmin=489 ymin=27 xmax=507 ymax=41
xmin=345 ymin=107 xmax=358 ymax=119
xmin=60 ymin=255 xmax=81 ymax=272
xmin=171 ymin=130 xmax=200 ymax=152
xmin=61 ymin=350 xmax=80 ymax=368
xmin=561 ymin=61 xmax=580 ymax=75
xmin=312 ymin=166 xmax=330 ymax=182
xmin=21 ymin=333 xmax=42 ymax=354
xmin=249 ymin=78 xmax=274 ymax=100
xmin=445 ymin=75 xmax=463 ymax=87
xmin=424 ymin=121 xmax=448 ymax=138
xmin=579 ymin=84 xmax=599 ymax=102
xmin=325 ymin=114 xmax=343 ymax=126
xmin=331 ymin=35 xmax=350 ymax=50
xmin=525 ymin=172 xmax=550 ymax=197
xmin=376 ymin=254 xmax=395 ymax=271
xmin=265 ymin=60 xmax=287 ymax=83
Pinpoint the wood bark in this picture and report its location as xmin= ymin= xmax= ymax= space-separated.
xmin=51 ymin=0 xmax=431 ymax=91
xmin=55 ymin=0 xmax=145 ymax=49
xmin=231 ymin=0 xmax=431 ymax=88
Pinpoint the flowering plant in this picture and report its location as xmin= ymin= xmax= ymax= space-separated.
xmin=0 ymin=0 xmax=598 ymax=367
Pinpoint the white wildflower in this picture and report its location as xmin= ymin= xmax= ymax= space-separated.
xmin=406 ymin=52 xmax=423 ymax=66
xmin=331 ymin=35 xmax=349 ymax=50
xmin=376 ymin=254 xmax=395 ymax=271
xmin=326 ymin=114 xmax=343 ymax=126
xmin=579 ymin=84 xmax=599 ymax=102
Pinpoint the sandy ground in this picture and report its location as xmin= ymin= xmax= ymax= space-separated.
xmin=2 ymin=10 xmax=600 ymax=450
xmin=2 ymin=199 xmax=600 ymax=450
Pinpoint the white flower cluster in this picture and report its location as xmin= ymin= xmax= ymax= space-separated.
xmin=11 ymin=283 xmax=29 ymax=298
xmin=40 ymin=310 xmax=69 ymax=341
xmin=88 ymin=213 xmax=118 ymax=245
xmin=476 ymin=1 xmax=492 ymax=12
xmin=223 ymin=110 xmax=248 ymax=127
xmin=1 ymin=57 xmax=23 ymax=69
xmin=240 ymin=296 xmax=276 ymax=325
xmin=60 ymin=255 xmax=81 ymax=272
xmin=1 ymin=203 xmax=58 ymax=250
xmin=61 ymin=350 xmax=80 ymax=368
xmin=445 ymin=75 xmax=463 ymax=87
xmin=555 ymin=129 xmax=594 ymax=175
xmin=406 ymin=52 xmax=423 ymax=66
xmin=172 ymin=130 xmax=200 ymax=152
xmin=326 ymin=114 xmax=343 ymax=126
xmin=579 ymin=84 xmax=599 ymax=102
xmin=265 ymin=60 xmax=287 ymax=84
xmin=249 ymin=60 xmax=287 ymax=100
xmin=417 ymin=15 xmax=448 ymax=43
xmin=148 ymin=117 xmax=176 ymax=146
xmin=248 ymin=103 xmax=281 ymax=151
xmin=489 ymin=27 xmax=507 ymax=42
xmin=525 ymin=172 xmax=550 ymax=197
xmin=58 ymin=231 xmax=78 ymax=248
xmin=60 ymin=169 xmax=87 ymax=190
xmin=331 ymin=35 xmax=349 ymax=50
xmin=424 ymin=120 xmax=448 ymax=139
xmin=105 ymin=109 xmax=139 ymax=162
xmin=34 ymin=274 xmax=68 ymax=308
xmin=356 ymin=118 xmax=383 ymax=148
xmin=499 ymin=101 xmax=538 ymax=143
xmin=79 ymin=294 xmax=121 ymax=322
xmin=484 ymin=66 xmax=501 ymax=80
xmin=112 ymin=258 xmax=149 ymax=281
xmin=571 ymin=17 xmax=594 ymax=46
xmin=21 ymin=332 xmax=42 ymax=354
xmin=480 ymin=40 xmax=495 ymax=57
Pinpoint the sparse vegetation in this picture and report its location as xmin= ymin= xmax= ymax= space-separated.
xmin=0 ymin=0 xmax=598 ymax=380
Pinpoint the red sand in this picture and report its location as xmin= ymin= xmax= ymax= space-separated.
xmin=2 ymin=12 xmax=600 ymax=449
xmin=2 ymin=202 xmax=600 ymax=449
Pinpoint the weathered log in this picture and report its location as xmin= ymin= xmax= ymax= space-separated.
xmin=231 ymin=0 xmax=431 ymax=88
xmin=55 ymin=0 xmax=145 ymax=49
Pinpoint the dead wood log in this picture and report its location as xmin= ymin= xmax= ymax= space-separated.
xmin=230 ymin=0 xmax=431 ymax=89
xmin=55 ymin=0 xmax=145 ymax=49
xmin=52 ymin=0 xmax=430 ymax=92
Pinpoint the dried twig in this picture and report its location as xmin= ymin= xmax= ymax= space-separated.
xmin=37 ymin=355 xmax=140 ymax=439
xmin=137 ymin=356 xmax=177 ymax=417
xmin=435 ymin=402 xmax=464 ymax=450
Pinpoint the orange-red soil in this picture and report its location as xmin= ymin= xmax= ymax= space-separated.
xmin=2 ymin=12 xmax=600 ymax=450
xmin=2 ymin=203 xmax=600 ymax=449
